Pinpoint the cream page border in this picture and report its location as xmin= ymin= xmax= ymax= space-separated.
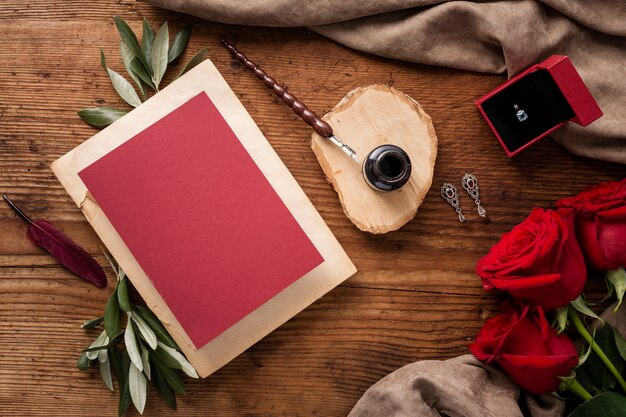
xmin=51 ymin=60 xmax=357 ymax=378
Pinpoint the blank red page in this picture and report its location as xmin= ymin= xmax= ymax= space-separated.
xmin=79 ymin=92 xmax=324 ymax=348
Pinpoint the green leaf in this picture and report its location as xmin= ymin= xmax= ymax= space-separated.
xmin=579 ymin=328 xmax=596 ymax=367
xmin=129 ymin=361 xmax=148 ymax=414
xmin=86 ymin=330 xmax=109 ymax=360
xmin=570 ymin=296 xmax=602 ymax=321
xmin=109 ymin=347 xmax=121 ymax=378
xmin=150 ymin=22 xmax=169 ymax=89
xmin=78 ymin=107 xmax=129 ymax=128
xmin=104 ymin=288 xmax=121 ymax=337
xmin=103 ymin=251 xmax=119 ymax=275
xmin=97 ymin=344 xmax=108 ymax=363
xmin=554 ymin=306 xmax=568 ymax=334
xmin=99 ymin=360 xmax=113 ymax=391
xmin=141 ymin=18 xmax=155 ymax=66
xmin=152 ymin=345 xmax=181 ymax=369
xmin=119 ymin=41 xmax=147 ymax=100
xmin=117 ymin=266 xmax=126 ymax=282
xmin=614 ymin=328 xmax=626 ymax=362
xmin=100 ymin=48 xmax=107 ymax=70
xmin=131 ymin=312 xmax=157 ymax=350
xmin=141 ymin=348 xmax=151 ymax=380
xmin=129 ymin=58 xmax=156 ymax=90
xmin=607 ymin=267 xmax=626 ymax=311
xmin=98 ymin=350 xmax=114 ymax=391
xmin=157 ymin=342 xmax=198 ymax=378
xmin=151 ymin=354 xmax=186 ymax=394
xmin=117 ymin=277 xmax=132 ymax=312
xmin=177 ymin=48 xmax=208 ymax=79
xmin=168 ymin=26 xmax=191 ymax=63
xmin=125 ymin=320 xmax=143 ymax=372
xmin=114 ymin=16 xmax=151 ymax=75
xmin=77 ymin=352 xmax=90 ymax=371
xmin=81 ymin=316 xmax=104 ymax=329
xmin=118 ymin=351 xmax=132 ymax=417
xmin=568 ymin=392 xmax=626 ymax=417
xmin=106 ymin=68 xmax=142 ymax=108
xmin=152 ymin=365 xmax=177 ymax=409
xmin=133 ymin=305 xmax=179 ymax=350
xmin=100 ymin=46 xmax=141 ymax=107
xmin=577 ymin=325 xmax=626 ymax=392
xmin=81 ymin=331 xmax=124 ymax=353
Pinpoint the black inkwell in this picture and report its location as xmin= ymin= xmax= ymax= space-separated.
xmin=363 ymin=145 xmax=411 ymax=191
xmin=221 ymin=39 xmax=412 ymax=192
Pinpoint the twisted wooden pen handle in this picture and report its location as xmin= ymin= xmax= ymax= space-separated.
xmin=221 ymin=39 xmax=334 ymax=138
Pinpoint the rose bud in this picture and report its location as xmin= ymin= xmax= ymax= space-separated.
xmin=476 ymin=208 xmax=586 ymax=311
xmin=557 ymin=179 xmax=626 ymax=271
xmin=470 ymin=302 xmax=578 ymax=395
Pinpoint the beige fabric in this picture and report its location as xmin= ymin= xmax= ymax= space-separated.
xmin=347 ymin=355 xmax=565 ymax=417
xmin=146 ymin=0 xmax=626 ymax=164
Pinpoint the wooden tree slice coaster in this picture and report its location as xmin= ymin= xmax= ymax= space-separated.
xmin=311 ymin=84 xmax=438 ymax=234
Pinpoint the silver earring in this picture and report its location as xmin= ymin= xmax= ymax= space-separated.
xmin=441 ymin=183 xmax=465 ymax=223
xmin=462 ymin=173 xmax=487 ymax=218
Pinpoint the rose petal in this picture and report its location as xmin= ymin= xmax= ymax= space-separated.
xmin=487 ymin=274 xmax=561 ymax=291
xmin=577 ymin=216 xmax=620 ymax=270
xmin=499 ymin=352 xmax=578 ymax=394
xmin=596 ymin=208 xmax=626 ymax=268
xmin=469 ymin=303 xmax=578 ymax=395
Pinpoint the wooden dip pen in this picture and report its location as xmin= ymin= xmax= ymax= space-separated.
xmin=222 ymin=39 xmax=438 ymax=234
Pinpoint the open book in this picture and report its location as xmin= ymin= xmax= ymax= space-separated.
xmin=51 ymin=60 xmax=356 ymax=378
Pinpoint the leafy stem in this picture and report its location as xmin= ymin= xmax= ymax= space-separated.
xmin=79 ymin=17 xmax=207 ymax=128
xmin=561 ymin=376 xmax=594 ymax=401
xmin=79 ymin=255 xmax=198 ymax=416
xmin=569 ymin=307 xmax=626 ymax=393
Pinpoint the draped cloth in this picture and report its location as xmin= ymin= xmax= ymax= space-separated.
xmin=145 ymin=0 xmax=626 ymax=164
xmin=347 ymin=355 xmax=564 ymax=417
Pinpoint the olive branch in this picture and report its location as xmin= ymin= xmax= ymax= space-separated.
xmin=78 ymin=253 xmax=198 ymax=416
xmin=78 ymin=16 xmax=208 ymax=128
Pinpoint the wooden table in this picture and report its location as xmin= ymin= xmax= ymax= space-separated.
xmin=0 ymin=1 xmax=622 ymax=415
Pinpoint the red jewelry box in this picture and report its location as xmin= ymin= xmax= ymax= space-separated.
xmin=475 ymin=55 xmax=602 ymax=157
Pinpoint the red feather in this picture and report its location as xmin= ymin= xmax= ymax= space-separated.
xmin=4 ymin=195 xmax=107 ymax=288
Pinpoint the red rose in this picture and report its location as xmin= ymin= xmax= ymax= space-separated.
xmin=557 ymin=179 xmax=626 ymax=271
xmin=469 ymin=302 xmax=578 ymax=395
xmin=476 ymin=208 xmax=586 ymax=310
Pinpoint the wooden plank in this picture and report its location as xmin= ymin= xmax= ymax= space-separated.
xmin=0 ymin=0 xmax=623 ymax=415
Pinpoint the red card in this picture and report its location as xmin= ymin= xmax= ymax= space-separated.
xmin=79 ymin=92 xmax=324 ymax=348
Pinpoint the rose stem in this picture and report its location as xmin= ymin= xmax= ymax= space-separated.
xmin=561 ymin=377 xmax=593 ymax=401
xmin=568 ymin=307 xmax=626 ymax=393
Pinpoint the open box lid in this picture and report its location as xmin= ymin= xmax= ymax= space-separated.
xmin=536 ymin=55 xmax=602 ymax=126
xmin=474 ymin=54 xmax=603 ymax=157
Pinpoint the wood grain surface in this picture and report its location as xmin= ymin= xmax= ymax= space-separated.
xmin=0 ymin=1 xmax=623 ymax=416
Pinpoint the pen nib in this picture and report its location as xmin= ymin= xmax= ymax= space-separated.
xmin=328 ymin=135 xmax=360 ymax=165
